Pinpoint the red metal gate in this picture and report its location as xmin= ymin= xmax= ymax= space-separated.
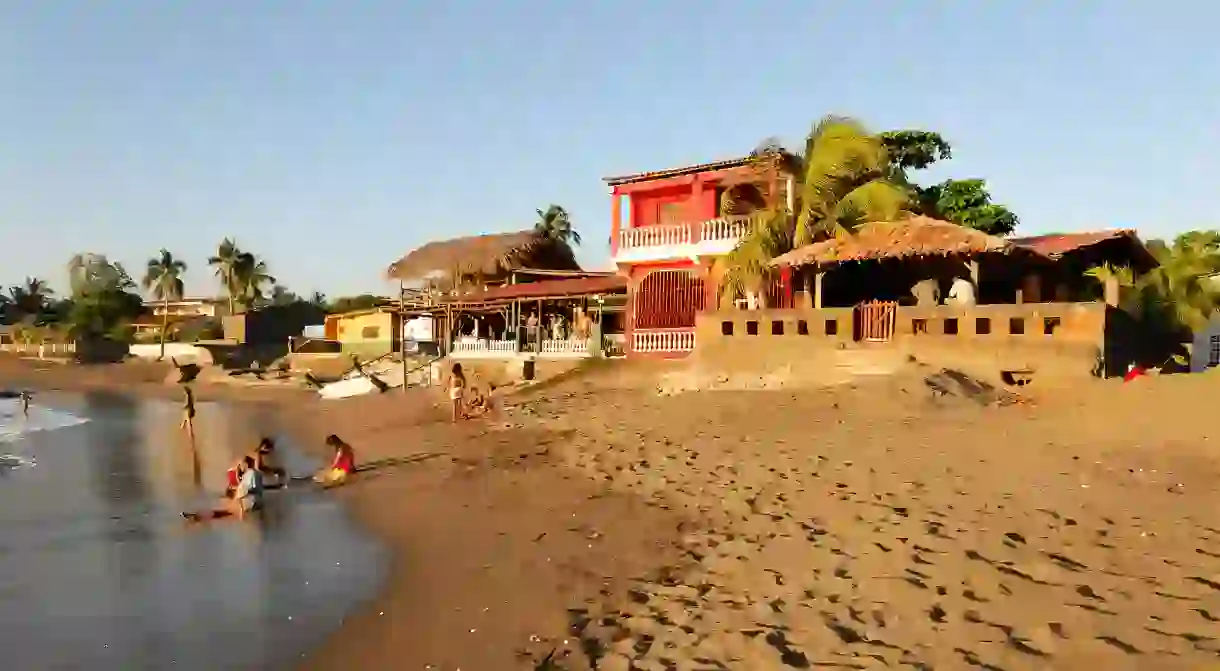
xmin=853 ymin=300 xmax=897 ymax=342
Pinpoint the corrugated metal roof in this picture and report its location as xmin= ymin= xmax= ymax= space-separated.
xmin=602 ymin=155 xmax=757 ymax=187
xmin=447 ymin=275 xmax=627 ymax=302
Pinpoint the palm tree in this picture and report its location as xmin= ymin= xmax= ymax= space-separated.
xmin=534 ymin=205 xmax=582 ymax=246
xmin=1085 ymin=231 xmax=1220 ymax=369
xmin=208 ymin=238 xmax=242 ymax=315
xmin=232 ymin=252 xmax=275 ymax=311
xmin=8 ymin=277 xmax=54 ymax=321
xmin=142 ymin=249 xmax=187 ymax=359
xmin=719 ymin=116 xmax=910 ymax=306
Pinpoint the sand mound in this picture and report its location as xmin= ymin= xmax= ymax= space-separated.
xmin=919 ymin=367 xmax=1025 ymax=406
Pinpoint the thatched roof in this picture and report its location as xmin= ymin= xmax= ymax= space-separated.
xmin=771 ymin=217 xmax=1013 ymax=268
xmin=386 ymin=230 xmax=580 ymax=282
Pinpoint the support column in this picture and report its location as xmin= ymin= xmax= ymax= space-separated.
xmin=814 ymin=271 xmax=824 ymax=309
xmin=610 ymin=191 xmax=622 ymax=256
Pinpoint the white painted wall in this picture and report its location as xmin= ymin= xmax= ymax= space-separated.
xmin=128 ymin=343 xmax=208 ymax=362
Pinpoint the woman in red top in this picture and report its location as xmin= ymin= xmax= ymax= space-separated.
xmin=313 ymin=434 xmax=355 ymax=487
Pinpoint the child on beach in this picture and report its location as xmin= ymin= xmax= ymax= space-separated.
xmin=254 ymin=437 xmax=288 ymax=486
xmin=313 ymin=434 xmax=356 ymax=487
xmin=184 ymin=455 xmax=264 ymax=522
xmin=448 ymin=363 xmax=467 ymax=422
xmin=179 ymin=385 xmax=196 ymax=439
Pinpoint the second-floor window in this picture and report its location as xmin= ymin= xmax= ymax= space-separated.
xmin=658 ymin=202 xmax=683 ymax=225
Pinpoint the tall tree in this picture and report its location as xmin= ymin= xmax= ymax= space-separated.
xmin=7 ymin=277 xmax=54 ymax=321
xmin=720 ymin=116 xmax=910 ymax=305
xmin=534 ymin=205 xmax=582 ymax=246
xmin=208 ymin=238 xmax=242 ymax=315
xmin=232 ymin=252 xmax=275 ymax=311
xmin=66 ymin=253 xmax=143 ymax=340
xmin=142 ymin=249 xmax=188 ymax=359
xmin=307 ymin=291 xmax=328 ymax=310
xmin=881 ymin=130 xmax=1019 ymax=236
xmin=1085 ymin=231 xmax=1220 ymax=365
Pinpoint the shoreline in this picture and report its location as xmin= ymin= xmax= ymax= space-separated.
xmin=0 ymin=356 xmax=690 ymax=669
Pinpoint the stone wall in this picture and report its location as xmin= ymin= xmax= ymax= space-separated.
xmin=695 ymin=302 xmax=1112 ymax=379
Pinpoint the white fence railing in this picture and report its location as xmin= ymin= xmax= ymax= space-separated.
xmin=700 ymin=216 xmax=753 ymax=242
xmin=451 ymin=338 xmax=516 ymax=355
xmin=540 ymin=338 xmax=590 ymax=355
xmin=617 ymin=216 xmax=754 ymax=254
xmin=632 ymin=329 xmax=696 ymax=354
xmin=0 ymin=342 xmax=76 ymax=357
xmin=619 ymin=223 xmax=693 ymax=250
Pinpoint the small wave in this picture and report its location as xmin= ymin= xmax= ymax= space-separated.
xmin=0 ymin=399 xmax=90 ymax=444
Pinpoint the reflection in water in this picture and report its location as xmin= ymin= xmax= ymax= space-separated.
xmin=0 ymin=393 xmax=386 ymax=670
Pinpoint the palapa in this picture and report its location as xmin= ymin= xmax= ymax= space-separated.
xmin=770 ymin=216 xmax=1014 ymax=268
xmin=385 ymin=230 xmax=579 ymax=282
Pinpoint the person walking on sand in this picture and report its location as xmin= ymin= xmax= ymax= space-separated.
xmin=313 ymin=434 xmax=356 ymax=487
xmin=448 ymin=362 xmax=467 ymax=422
xmin=19 ymin=391 xmax=31 ymax=417
xmin=179 ymin=385 xmax=197 ymax=439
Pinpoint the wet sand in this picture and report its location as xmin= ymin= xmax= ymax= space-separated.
xmin=7 ymin=355 xmax=1220 ymax=669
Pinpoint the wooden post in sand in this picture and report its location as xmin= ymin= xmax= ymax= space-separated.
xmin=400 ymin=279 xmax=408 ymax=393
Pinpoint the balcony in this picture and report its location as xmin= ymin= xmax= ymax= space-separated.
xmin=613 ymin=216 xmax=753 ymax=264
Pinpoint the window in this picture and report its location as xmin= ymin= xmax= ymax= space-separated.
xmin=797 ymin=320 xmax=809 ymax=336
xmin=361 ymin=325 xmax=381 ymax=339
xmin=1009 ymin=317 xmax=1025 ymax=335
xmin=658 ymin=202 xmax=683 ymax=225
xmin=771 ymin=320 xmax=784 ymax=335
xmin=943 ymin=318 xmax=959 ymax=335
xmin=975 ymin=317 xmax=991 ymax=335
xmin=824 ymin=319 xmax=838 ymax=336
xmin=1043 ymin=317 xmax=1061 ymax=335
xmin=721 ymin=321 xmax=734 ymax=336
xmin=746 ymin=320 xmax=759 ymax=336
xmin=912 ymin=319 xmax=928 ymax=334
xmin=1210 ymin=334 xmax=1220 ymax=367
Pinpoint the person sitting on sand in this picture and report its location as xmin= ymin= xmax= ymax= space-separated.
xmin=448 ymin=362 xmax=467 ymax=422
xmin=313 ymin=434 xmax=356 ymax=486
xmin=184 ymin=456 xmax=263 ymax=522
xmin=254 ymin=437 xmax=288 ymax=485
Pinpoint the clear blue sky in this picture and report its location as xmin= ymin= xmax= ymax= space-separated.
xmin=2 ymin=2 xmax=1216 ymax=299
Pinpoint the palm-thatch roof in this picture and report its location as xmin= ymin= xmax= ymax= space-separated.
xmin=386 ymin=230 xmax=580 ymax=282
xmin=771 ymin=217 xmax=1014 ymax=269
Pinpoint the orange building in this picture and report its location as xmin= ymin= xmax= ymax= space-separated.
xmin=604 ymin=153 xmax=794 ymax=357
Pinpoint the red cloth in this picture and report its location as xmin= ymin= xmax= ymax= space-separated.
xmin=332 ymin=448 xmax=355 ymax=474
xmin=226 ymin=467 xmax=240 ymax=488
xmin=1123 ymin=366 xmax=1147 ymax=382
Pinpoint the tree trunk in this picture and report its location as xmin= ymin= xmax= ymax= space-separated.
xmin=159 ymin=297 xmax=169 ymax=360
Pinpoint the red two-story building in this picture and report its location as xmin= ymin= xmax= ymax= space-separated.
xmin=605 ymin=154 xmax=794 ymax=357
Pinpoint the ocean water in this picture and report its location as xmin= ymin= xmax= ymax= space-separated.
xmin=0 ymin=392 xmax=386 ymax=670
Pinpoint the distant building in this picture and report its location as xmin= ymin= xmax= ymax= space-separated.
xmin=143 ymin=297 xmax=231 ymax=319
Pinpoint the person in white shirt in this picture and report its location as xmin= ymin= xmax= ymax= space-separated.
xmin=947 ymin=276 xmax=976 ymax=307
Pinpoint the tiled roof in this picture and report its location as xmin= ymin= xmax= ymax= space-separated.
xmin=603 ymin=155 xmax=758 ymax=186
xmin=1010 ymin=229 xmax=1140 ymax=258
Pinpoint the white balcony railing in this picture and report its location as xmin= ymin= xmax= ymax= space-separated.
xmin=615 ymin=216 xmax=754 ymax=262
xmin=700 ymin=216 xmax=753 ymax=243
xmin=619 ymin=224 xmax=692 ymax=250
xmin=632 ymin=329 xmax=696 ymax=354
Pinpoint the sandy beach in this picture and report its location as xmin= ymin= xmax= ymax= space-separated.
xmin=6 ymin=354 xmax=1220 ymax=669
